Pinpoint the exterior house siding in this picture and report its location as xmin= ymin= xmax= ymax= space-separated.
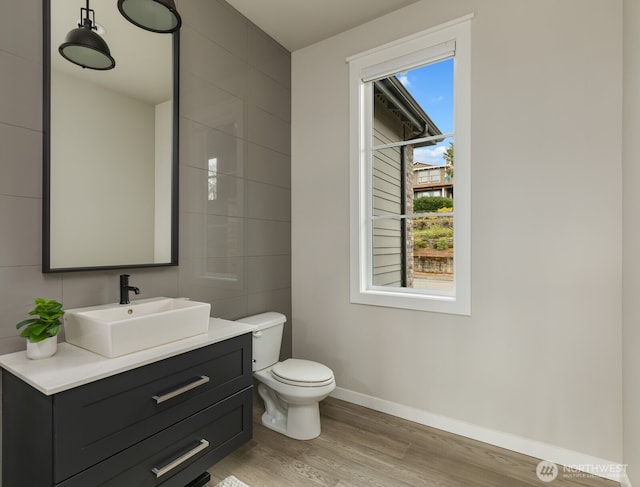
xmin=372 ymin=99 xmax=403 ymax=286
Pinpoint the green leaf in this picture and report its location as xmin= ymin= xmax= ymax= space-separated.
xmin=16 ymin=318 xmax=38 ymax=330
xmin=47 ymin=324 xmax=61 ymax=337
xmin=29 ymin=334 xmax=53 ymax=343
xmin=33 ymin=324 xmax=47 ymax=335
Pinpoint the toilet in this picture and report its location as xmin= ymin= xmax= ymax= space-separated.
xmin=236 ymin=312 xmax=336 ymax=440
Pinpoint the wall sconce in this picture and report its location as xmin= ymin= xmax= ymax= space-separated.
xmin=59 ymin=0 xmax=116 ymax=70
xmin=117 ymin=0 xmax=182 ymax=33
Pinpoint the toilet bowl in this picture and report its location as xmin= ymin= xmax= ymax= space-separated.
xmin=235 ymin=312 xmax=336 ymax=440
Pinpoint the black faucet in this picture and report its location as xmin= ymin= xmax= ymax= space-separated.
xmin=119 ymin=274 xmax=140 ymax=305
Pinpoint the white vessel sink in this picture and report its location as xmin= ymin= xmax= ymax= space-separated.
xmin=64 ymin=297 xmax=211 ymax=358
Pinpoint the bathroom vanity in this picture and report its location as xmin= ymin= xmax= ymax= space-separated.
xmin=0 ymin=318 xmax=254 ymax=487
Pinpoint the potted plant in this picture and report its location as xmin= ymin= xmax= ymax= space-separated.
xmin=16 ymin=298 xmax=64 ymax=360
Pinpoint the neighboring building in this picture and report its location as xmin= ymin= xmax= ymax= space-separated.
xmin=372 ymin=76 xmax=442 ymax=288
xmin=413 ymin=162 xmax=453 ymax=199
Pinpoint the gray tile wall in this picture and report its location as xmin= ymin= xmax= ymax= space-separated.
xmin=0 ymin=0 xmax=292 ymax=357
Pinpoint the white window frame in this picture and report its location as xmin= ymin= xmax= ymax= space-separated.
xmin=348 ymin=15 xmax=472 ymax=315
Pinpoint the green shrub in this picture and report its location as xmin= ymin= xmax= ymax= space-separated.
xmin=422 ymin=226 xmax=453 ymax=239
xmin=434 ymin=238 xmax=451 ymax=250
xmin=414 ymin=196 xmax=453 ymax=212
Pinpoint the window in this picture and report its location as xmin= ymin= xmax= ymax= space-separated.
xmin=417 ymin=172 xmax=430 ymax=184
xmin=428 ymin=170 xmax=442 ymax=184
xmin=348 ymin=15 xmax=472 ymax=315
xmin=208 ymin=157 xmax=218 ymax=201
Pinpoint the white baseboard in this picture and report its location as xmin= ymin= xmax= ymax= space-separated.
xmin=330 ymin=387 xmax=629 ymax=485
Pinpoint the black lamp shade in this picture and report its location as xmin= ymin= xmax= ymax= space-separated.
xmin=118 ymin=0 xmax=182 ymax=33
xmin=59 ymin=27 xmax=116 ymax=70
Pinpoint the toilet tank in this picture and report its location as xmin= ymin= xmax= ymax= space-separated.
xmin=235 ymin=312 xmax=286 ymax=371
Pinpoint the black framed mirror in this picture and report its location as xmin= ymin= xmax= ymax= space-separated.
xmin=43 ymin=0 xmax=179 ymax=272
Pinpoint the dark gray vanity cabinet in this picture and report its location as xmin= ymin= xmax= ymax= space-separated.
xmin=2 ymin=333 xmax=253 ymax=487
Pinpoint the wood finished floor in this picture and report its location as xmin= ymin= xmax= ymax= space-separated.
xmin=207 ymin=397 xmax=618 ymax=487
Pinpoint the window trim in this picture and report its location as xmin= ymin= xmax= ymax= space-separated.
xmin=348 ymin=15 xmax=472 ymax=315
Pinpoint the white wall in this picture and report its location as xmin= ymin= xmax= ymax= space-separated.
xmin=155 ymin=99 xmax=172 ymax=262
xmin=50 ymin=70 xmax=155 ymax=267
xmin=292 ymin=0 xmax=623 ymax=467
xmin=623 ymin=0 xmax=640 ymax=482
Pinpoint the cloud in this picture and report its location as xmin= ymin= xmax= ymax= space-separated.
xmin=397 ymin=74 xmax=410 ymax=87
xmin=431 ymin=95 xmax=444 ymax=103
xmin=414 ymin=145 xmax=447 ymax=165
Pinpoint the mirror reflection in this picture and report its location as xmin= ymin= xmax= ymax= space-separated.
xmin=44 ymin=0 xmax=178 ymax=272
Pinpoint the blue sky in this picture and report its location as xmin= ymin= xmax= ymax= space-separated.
xmin=397 ymin=58 xmax=453 ymax=166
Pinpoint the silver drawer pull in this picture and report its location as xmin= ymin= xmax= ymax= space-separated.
xmin=152 ymin=375 xmax=210 ymax=404
xmin=151 ymin=439 xmax=210 ymax=478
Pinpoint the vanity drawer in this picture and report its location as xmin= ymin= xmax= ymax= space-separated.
xmin=53 ymin=333 xmax=251 ymax=483
xmin=57 ymin=387 xmax=253 ymax=487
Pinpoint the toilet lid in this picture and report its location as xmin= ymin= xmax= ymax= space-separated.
xmin=271 ymin=359 xmax=334 ymax=387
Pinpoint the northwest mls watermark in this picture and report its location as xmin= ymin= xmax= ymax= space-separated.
xmin=535 ymin=460 xmax=627 ymax=482
xmin=536 ymin=461 xmax=558 ymax=482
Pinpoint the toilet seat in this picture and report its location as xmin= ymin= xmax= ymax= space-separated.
xmin=271 ymin=359 xmax=334 ymax=387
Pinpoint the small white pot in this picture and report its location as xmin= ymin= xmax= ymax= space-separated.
xmin=26 ymin=336 xmax=57 ymax=360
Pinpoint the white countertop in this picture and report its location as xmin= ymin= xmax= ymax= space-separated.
xmin=0 ymin=317 xmax=254 ymax=396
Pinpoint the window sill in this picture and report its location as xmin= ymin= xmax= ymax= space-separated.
xmin=351 ymin=286 xmax=470 ymax=315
